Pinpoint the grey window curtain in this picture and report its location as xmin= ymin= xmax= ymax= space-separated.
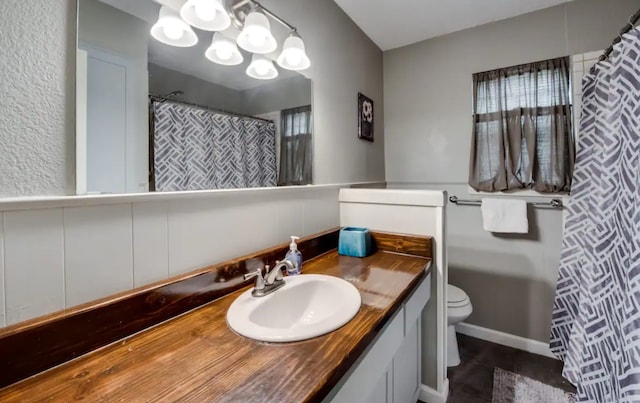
xmin=152 ymin=101 xmax=277 ymax=191
xmin=468 ymin=57 xmax=574 ymax=193
xmin=278 ymin=105 xmax=312 ymax=186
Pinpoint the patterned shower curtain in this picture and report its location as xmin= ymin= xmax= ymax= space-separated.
xmin=152 ymin=101 xmax=277 ymax=191
xmin=551 ymin=28 xmax=640 ymax=402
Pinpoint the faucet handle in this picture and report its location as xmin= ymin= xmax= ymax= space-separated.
xmin=243 ymin=268 xmax=265 ymax=290
xmin=272 ymin=262 xmax=284 ymax=281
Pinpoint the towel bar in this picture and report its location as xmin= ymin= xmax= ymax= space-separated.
xmin=449 ymin=195 xmax=563 ymax=209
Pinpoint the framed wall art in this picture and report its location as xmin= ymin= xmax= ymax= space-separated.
xmin=358 ymin=92 xmax=374 ymax=142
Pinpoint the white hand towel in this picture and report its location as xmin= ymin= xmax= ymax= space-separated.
xmin=481 ymin=198 xmax=528 ymax=233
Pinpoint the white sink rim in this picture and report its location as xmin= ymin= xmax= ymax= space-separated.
xmin=226 ymin=274 xmax=361 ymax=343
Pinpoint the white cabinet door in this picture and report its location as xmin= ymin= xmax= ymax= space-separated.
xmin=326 ymin=272 xmax=430 ymax=403
xmin=363 ymin=366 xmax=392 ymax=403
xmin=326 ymin=308 xmax=404 ymax=403
xmin=393 ymin=319 xmax=422 ymax=403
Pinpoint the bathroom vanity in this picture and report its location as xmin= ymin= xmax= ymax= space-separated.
xmin=0 ymin=229 xmax=431 ymax=402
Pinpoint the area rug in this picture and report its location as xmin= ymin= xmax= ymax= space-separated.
xmin=492 ymin=367 xmax=576 ymax=403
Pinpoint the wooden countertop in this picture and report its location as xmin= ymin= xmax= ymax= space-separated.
xmin=0 ymin=249 xmax=430 ymax=402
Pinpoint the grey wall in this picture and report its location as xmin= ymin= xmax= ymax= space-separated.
xmin=263 ymin=0 xmax=385 ymax=184
xmin=0 ymin=0 xmax=76 ymax=197
xmin=148 ymin=63 xmax=245 ymax=114
xmin=384 ymin=0 xmax=640 ymax=342
xmin=241 ymin=76 xmax=312 ymax=116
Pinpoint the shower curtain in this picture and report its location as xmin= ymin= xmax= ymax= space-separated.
xmin=551 ymin=27 xmax=640 ymax=402
xmin=152 ymin=101 xmax=277 ymax=191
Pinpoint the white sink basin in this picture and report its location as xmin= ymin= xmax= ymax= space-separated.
xmin=227 ymin=274 xmax=361 ymax=342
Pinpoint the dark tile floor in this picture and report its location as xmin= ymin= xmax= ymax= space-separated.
xmin=444 ymin=333 xmax=576 ymax=402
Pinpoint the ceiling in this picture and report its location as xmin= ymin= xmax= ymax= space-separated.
xmin=98 ymin=0 xmax=304 ymax=91
xmin=332 ymin=0 xmax=575 ymax=51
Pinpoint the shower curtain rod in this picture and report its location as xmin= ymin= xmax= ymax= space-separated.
xmin=598 ymin=7 xmax=640 ymax=62
xmin=148 ymin=95 xmax=274 ymax=124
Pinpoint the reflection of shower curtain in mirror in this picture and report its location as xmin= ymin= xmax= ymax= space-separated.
xmin=152 ymin=101 xmax=277 ymax=191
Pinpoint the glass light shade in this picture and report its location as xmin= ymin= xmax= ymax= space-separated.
xmin=151 ymin=6 xmax=198 ymax=47
xmin=277 ymin=34 xmax=311 ymax=71
xmin=236 ymin=11 xmax=277 ymax=54
xmin=246 ymin=54 xmax=278 ymax=80
xmin=205 ymin=33 xmax=244 ymax=65
xmin=180 ymin=0 xmax=231 ymax=31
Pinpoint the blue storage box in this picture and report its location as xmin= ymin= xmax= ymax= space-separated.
xmin=338 ymin=227 xmax=373 ymax=257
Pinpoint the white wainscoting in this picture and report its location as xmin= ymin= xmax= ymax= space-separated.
xmin=0 ymin=185 xmax=348 ymax=327
xmin=3 ymin=209 xmax=65 ymax=324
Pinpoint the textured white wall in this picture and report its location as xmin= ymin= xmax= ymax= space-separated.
xmin=383 ymin=0 xmax=640 ymax=342
xmin=0 ymin=0 xmax=76 ymax=197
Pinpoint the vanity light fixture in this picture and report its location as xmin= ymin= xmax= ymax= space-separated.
xmin=180 ymin=0 xmax=231 ymax=32
xmin=150 ymin=6 xmax=198 ymax=47
xmin=150 ymin=0 xmax=311 ymax=79
xmin=246 ymin=54 xmax=279 ymax=80
xmin=276 ymin=32 xmax=311 ymax=71
xmin=236 ymin=9 xmax=278 ymax=54
xmin=205 ymin=32 xmax=244 ymax=65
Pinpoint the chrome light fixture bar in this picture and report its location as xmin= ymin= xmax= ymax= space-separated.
xmin=150 ymin=0 xmax=311 ymax=79
xmin=244 ymin=1 xmax=310 ymax=71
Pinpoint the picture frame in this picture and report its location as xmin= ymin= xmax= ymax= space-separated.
xmin=358 ymin=92 xmax=374 ymax=142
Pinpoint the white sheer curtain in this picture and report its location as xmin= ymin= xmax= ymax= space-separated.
xmin=469 ymin=57 xmax=574 ymax=192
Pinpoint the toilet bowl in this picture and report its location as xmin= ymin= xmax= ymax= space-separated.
xmin=447 ymin=284 xmax=472 ymax=367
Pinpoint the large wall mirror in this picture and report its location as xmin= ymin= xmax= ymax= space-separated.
xmin=77 ymin=0 xmax=313 ymax=195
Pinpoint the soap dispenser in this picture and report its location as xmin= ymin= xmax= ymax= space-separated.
xmin=284 ymin=236 xmax=302 ymax=275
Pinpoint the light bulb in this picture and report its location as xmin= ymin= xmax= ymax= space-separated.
xmin=255 ymin=61 xmax=269 ymax=76
xmin=194 ymin=0 xmax=217 ymax=22
xmin=163 ymin=23 xmax=184 ymax=40
xmin=248 ymin=31 xmax=266 ymax=48
xmin=215 ymin=46 xmax=233 ymax=61
xmin=285 ymin=52 xmax=301 ymax=66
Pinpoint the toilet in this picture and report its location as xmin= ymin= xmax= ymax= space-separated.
xmin=447 ymin=284 xmax=473 ymax=367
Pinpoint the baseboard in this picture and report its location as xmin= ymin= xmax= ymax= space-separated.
xmin=456 ymin=322 xmax=557 ymax=360
xmin=419 ymin=379 xmax=449 ymax=403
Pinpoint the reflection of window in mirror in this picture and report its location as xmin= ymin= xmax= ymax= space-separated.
xmin=76 ymin=0 xmax=312 ymax=195
xmin=279 ymin=106 xmax=313 ymax=186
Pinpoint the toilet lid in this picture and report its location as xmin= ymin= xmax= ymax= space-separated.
xmin=447 ymin=285 xmax=469 ymax=307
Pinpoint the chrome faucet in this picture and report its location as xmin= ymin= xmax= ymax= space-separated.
xmin=243 ymin=261 xmax=292 ymax=297
xmin=267 ymin=260 xmax=294 ymax=284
